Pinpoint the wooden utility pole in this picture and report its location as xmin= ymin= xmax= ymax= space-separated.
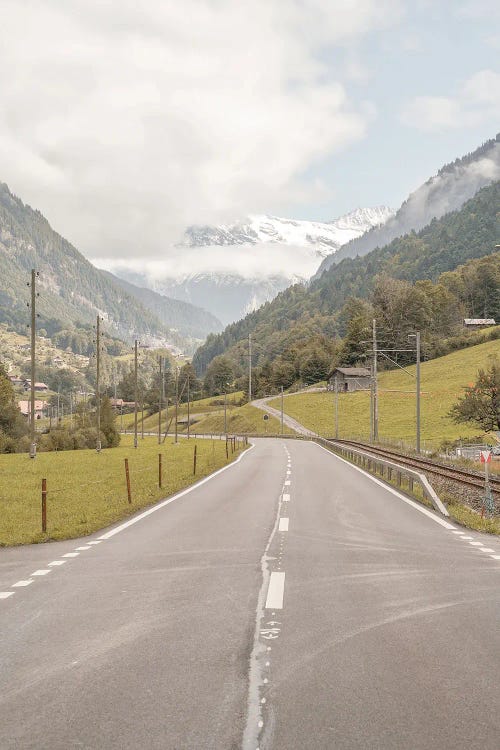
xmin=158 ymin=356 xmax=163 ymax=444
xmin=134 ymin=339 xmax=138 ymax=449
xmin=174 ymin=366 xmax=179 ymax=444
xmin=95 ymin=315 xmax=102 ymax=452
xmin=29 ymin=269 xmax=37 ymax=458
xmin=372 ymin=318 xmax=379 ymax=441
xmin=334 ymin=374 xmax=339 ymax=440
xmin=248 ymin=333 xmax=252 ymax=403
xmin=187 ymin=374 xmax=191 ymax=439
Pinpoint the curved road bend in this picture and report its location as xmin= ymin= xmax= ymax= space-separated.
xmin=1 ymin=439 xmax=500 ymax=749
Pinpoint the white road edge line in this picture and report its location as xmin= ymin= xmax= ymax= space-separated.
xmin=98 ymin=442 xmax=255 ymax=540
xmin=314 ymin=442 xmax=456 ymax=530
xmin=265 ymin=571 xmax=286 ymax=609
xmin=279 ymin=517 xmax=289 ymax=532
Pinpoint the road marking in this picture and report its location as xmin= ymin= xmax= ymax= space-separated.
xmin=12 ymin=580 xmax=33 ymax=587
xmin=31 ymin=569 xmax=51 ymax=576
xmin=48 ymin=560 xmax=66 ymax=566
xmin=451 ymin=530 xmax=466 ymax=535
xmin=478 ymin=548 xmax=496 ymax=553
xmin=87 ymin=541 xmax=102 ymax=545
xmin=469 ymin=541 xmax=484 ymax=546
xmin=284 ymin=480 xmax=291 ymax=486
xmin=279 ymin=517 xmax=289 ymax=532
xmin=265 ymin=572 xmax=285 ymax=609
xmin=99 ymin=441 xmax=255 ymax=540
xmin=62 ymin=552 xmax=80 ymax=558
xmin=75 ymin=546 xmax=91 ymax=551
xmin=0 ymin=592 xmax=14 ymax=599
xmin=459 ymin=536 xmax=474 ymax=540
xmin=314 ymin=443 xmax=456 ymax=530
xmin=490 ymin=555 xmax=500 ymax=560
xmin=282 ymin=493 xmax=290 ymax=502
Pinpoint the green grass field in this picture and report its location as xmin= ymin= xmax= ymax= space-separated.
xmin=124 ymin=392 xmax=289 ymax=437
xmin=269 ymin=337 xmax=500 ymax=449
xmin=0 ymin=434 xmax=246 ymax=546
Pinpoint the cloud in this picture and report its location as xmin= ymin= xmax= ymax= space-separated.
xmin=0 ymin=0 xmax=399 ymax=262
xmin=400 ymin=69 xmax=500 ymax=131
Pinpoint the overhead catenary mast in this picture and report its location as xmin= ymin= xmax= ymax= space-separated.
xmin=248 ymin=333 xmax=252 ymax=403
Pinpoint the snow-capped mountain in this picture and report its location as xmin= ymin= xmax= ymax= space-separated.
xmin=184 ymin=206 xmax=394 ymax=257
xmin=107 ymin=206 xmax=394 ymax=326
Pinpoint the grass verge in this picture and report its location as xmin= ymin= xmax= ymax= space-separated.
xmin=0 ymin=434 xmax=247 ymax=546
xmin=446 ymin=501 xmax=500 ymax=534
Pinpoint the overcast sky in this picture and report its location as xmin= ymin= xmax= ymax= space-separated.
xmin=0 ymin=0 xmax=498 ymax=265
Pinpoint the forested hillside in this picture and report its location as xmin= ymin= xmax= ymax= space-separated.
xmin=193 ymin=182 xmax=500 ymax=394
xmin=315 ymin=133 xmax=500 ymax=274
xmin=0 ymin=182 xmax=219 ymax=352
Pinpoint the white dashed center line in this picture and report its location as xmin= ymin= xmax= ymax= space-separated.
xmin=284 ymin=480 xmax=291 ymax=486
xmin=48 ymin=560 xmax=66 ymax=567
xmin=0 ymin=592 xmax=14 ymax=599
xmin=282 ymin=493 xmax=290 ymax=502
xmin=75 ymin=546 xmax=91 ymax=551
xmin=62 ymin=552 xmax=80 ymax=558
xmin=12 ymin=580 xmax=33 ymax=587
xmin=87 ymin=541 xmax=102 ymax=545
xmin=265 ymin=572 xmax=286 ymax=609
xmin=490 ymin=555 xmax=500 ymax=560
xmin=278 ymin=517 xmax=289 ymax=532
xmin=31 ymin=569 xmax=51 ymax=576
xmin=478 ymin=548 xmax=495 ymax=553
xmin=469 ymin=541 xmax=484 ymax=547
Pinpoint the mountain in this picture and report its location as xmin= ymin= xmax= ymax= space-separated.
xmin=0 ymin=182 xmax=221 ymax=353
xmin=192 ymin=179 xmax=500 ymax=375
xmin=314 ymin=134 xmax=500 ymax=278
xmin=103 ymin=272 xmax=222 ymax=341
xmin=110 ymin=206 xmax=393 ymax=325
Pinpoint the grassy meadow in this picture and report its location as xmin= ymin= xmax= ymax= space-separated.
xmin=124 ymin=392 xmax=289 ymax=437
xmin=268 ymin=337 xmax=500 ymax=449
xmin=0 ymin=434 xmax=246 ymax=546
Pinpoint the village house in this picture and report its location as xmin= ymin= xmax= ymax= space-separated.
xmin=18 ymin=400 xmax=46 ymax=419
xmin=23 ymin=380 xmax=49 ymax=392
xmin=328 ymin=367 xmax=371 ymax=393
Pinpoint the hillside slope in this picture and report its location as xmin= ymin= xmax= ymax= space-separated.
xmin=193 ymin=181 xmax=500 ymax=374
xmin=268 ymin=335 xmax=500 ymax=448
xmin=315 ymin=133 xmax=500 ymax=276
xmin=0 ymin=182 xmax=218 ymax=351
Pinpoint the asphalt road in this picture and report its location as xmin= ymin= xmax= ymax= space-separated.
xmin=1 ymin=439 xmax=500 ymax=749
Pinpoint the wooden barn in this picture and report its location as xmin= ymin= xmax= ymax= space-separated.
xmin=328 ymin=367 xmax=371 ymax=392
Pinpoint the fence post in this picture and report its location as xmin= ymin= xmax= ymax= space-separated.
xmin=225 ymin=438 xmax=229 ymax=459
xmin=158 ymin=453 xmax=162 ymax=489
xmin=193 ymin=444 xmax=197 ymax=475
xmin=41 ymin=478 xmax=47 ymax=533
xmin=124 ymin=458 xmax=132 ymax=503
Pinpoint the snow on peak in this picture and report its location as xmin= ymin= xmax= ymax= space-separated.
xmin=183 ymin=206 xmax=394 ymax=258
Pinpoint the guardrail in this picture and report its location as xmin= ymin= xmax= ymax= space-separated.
xmin=315 ymin=437 xmax=449 ymax=517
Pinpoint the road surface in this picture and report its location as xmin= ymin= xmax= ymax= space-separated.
xmin=252 ymin=397 xmax=317 ymax=436
xmin=1 ymin=438 xmax=500 ymax=749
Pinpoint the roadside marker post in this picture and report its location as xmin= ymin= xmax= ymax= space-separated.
xmin=193 ymin=444 xmax=197 ymax=475
xmin=480 ymin=450 xmax=494 ymax=517
xmin=158 ymin=453 xmax=162 ymax=489
xmin=41 ymin=478 xmax=47 ymax=532
xmin=124 ymin=458 xmax=132 ymax=504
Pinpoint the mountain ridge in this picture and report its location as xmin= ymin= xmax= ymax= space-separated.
xmin=314 ymin=133 xmax=500 ymax=278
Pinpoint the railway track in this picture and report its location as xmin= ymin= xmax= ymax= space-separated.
xmin=334 ymin=439 xmax=500 ymax=495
